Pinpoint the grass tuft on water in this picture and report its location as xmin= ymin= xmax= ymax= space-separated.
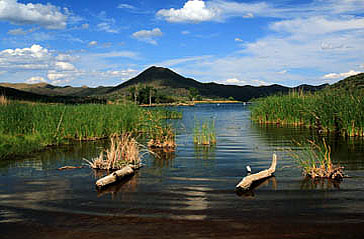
xmin=288 ymin=139 xmax=344 ymax=180
xmin=193 ymin=118 xmax=216 ymax=145
xmin=84 ymin=134 xmax=142 ymax=170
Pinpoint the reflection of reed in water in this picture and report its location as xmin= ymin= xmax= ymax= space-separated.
xmin=300 ymin=177 xmax=341 ymax=190
xmin=194 ymin=144 xmax=216 ymax=160
xmin=151 ymin=148 xmax=176 ymax=167
xmin=236 ymin=176 xmax=277 ymax=198
xmin=96 ymin=172 xmax=139 ymax=199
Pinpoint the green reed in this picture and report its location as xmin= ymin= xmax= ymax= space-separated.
xmin=251 ymin=88 xmax=364 ymax=137
xmin=0 ymin=102 xmax=178 ymax=159
xmin=193 ymin=118 xmax=216 ymax=145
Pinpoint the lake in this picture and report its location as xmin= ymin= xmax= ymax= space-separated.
xmin=1 ymin=103 xmax=364 ymax=238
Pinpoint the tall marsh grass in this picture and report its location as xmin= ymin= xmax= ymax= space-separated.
xmin=0 ymin=102 xmax=179 ymax=159
xmin=251 ymin=89 xmax=364 ymax=137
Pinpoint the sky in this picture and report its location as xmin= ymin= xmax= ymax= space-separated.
xmin=0 ymin=0 xmax=363 ymax=87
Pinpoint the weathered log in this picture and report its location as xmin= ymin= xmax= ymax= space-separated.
xmin=236 ymin=153 xmax=277 ymax=190
xmin=96 ymin=166 xmax=134 ymax=188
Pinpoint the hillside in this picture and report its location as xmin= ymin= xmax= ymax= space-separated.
xmin=330 ymin=73 xmax=364 ymax=91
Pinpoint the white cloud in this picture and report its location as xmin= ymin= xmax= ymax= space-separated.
xmin=55 ymin=62 xmax=76 ymax=71
xmin=322 ymin=70 xmax=361 ymax=79
xmin=0 ymin=0 xmax=67 ymax=29
xmin=243 ymin=13 xmax=254 ymax=18
xmin=157 ymin=0 xmax=270 ymax=23
xmin=26 ymin=76 xmax=46 ymax=84
xmin=234 ymin=38 xmax=243 ymax=42
xmin=277 ymin=70 xmax=287 ymax=74
xmin=157 ymin=0 xmax=216 ymax=23
xmin=181 ymin=30 xmax=190 ymax=35
xmin=88 ymin=41 xmax=98 ymax=46
xmin=117 ymin=4 xmax=135 ymax=10
xmin=7 ymin=28 xmax=26 ymax=35
xmin=225 ymin=78 xmax=239 ymax=83
xmin=97 ymin=22 xmax=119 ymax=33
xmin=271 ymin=16 xmax=364 ymax=36
xmin=132 ymin=28 xmax=163 ymax=45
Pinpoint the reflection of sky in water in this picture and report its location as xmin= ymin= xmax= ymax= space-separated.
xmin=0 ymin=104 xmax=364 ymax=223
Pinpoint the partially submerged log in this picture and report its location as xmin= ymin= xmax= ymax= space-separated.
xmin=236 ymin=153 xmax=277 ymax=190
xmin=96 ymin=165 xmax=134 ymax=188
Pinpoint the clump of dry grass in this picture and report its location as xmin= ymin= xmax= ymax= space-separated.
xmin=148 ymin=125 xmax=176 ymax=151
xmin=0 ymin=95 xmax=9 ymax=105
xmin=289 ymin=139 xmax=344 ymax=180
xmin=84 ymin=134 xmax=142 ymax=170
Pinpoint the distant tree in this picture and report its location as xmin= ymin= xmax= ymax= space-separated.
xmin=128 ymin=86 xmax=139 ymax=104
xmin=189 ymin=87 xmax=199 ymax=101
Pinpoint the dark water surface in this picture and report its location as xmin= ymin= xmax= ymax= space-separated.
xmin=1 ymin=104 xmax=364 ymax=238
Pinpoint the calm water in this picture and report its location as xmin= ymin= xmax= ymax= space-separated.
xmin=1 ymin=104 xmax=364 ymax=238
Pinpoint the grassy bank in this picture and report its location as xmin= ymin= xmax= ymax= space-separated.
xmin=0 ymin=101 xmax=180 ymax=159
xmin=250 ymin=89 xmax=364 ymax=137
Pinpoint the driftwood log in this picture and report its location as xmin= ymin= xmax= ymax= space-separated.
xmin=236 ymin=153 xmax=277 ymax=190
xmin=96 ymin=166 xmax=134 ymax=188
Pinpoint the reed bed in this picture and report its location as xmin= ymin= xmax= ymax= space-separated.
xmin=0 ymin=101 xmax=179 ymax=159
xmin=288 ymin=139 xmax=344 ymax=180
xmin=251 ymin=89 xmax=364 ymax=137
xmin=193 ymin=119 xmax=216 ymax=145
xmin=84 ymin=134 xmax=141 ymax=170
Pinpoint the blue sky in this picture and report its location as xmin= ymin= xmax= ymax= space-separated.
xmin=0 ymin=0 xmax=363 ymax=87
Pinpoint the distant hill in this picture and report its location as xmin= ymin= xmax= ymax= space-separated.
xmin=0 ymin=82 xmax=113 ymax=97
xmin=1 ymin=66 xmax=331 ymax=103
xmin=108 ymin=66 xmax=327 ymax=101
xmin=0 ymin=86 xmax=105 ymax=104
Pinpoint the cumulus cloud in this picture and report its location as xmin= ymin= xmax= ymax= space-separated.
xmin=0 ymin=0 xmax=68 ymax=29
xmin=322 ymin=70 xmax=361 ymax=79
xmin=157 ymin=0 xmax=269 ymax=23
xmin=157 ymin=0 xmax=216 ymax=23
xmin=26 ymin=76 xmax=46 ymax=84
xmin=132 ymin=28 xmax=163 ymax=45
xmin=55 ymin=61 xmax=76 ymax=71
xmin=234 ymin=38 xmax=243 ymax=42
xmin=0 ymin=44 xmax=51 ymax=71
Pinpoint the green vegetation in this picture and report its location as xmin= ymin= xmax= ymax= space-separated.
xmin=193 ymin=118 xmax=216 ymax=145
xmin=288 ymin=139 xmax=344 ymax=179
xmin=251 ymin=88 xmax=364 ymax=137
xmin=0 ymin=100 xmax=180 ymax=159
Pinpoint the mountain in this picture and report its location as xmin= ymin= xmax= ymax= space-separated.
xmin=1 ymin=66 xmax=330 ymax=103
xmin=108 ymin=66 xmax=327 ymax=101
